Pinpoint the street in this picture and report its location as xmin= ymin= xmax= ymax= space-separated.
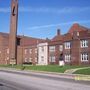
xmin=0 ymin=71 xmax=90 ymax=90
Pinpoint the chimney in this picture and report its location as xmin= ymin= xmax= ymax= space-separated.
xmin=57 ymin=29 xmax=61 ymax=36
xmin=46 ymin=37 xmax=50 ymax=41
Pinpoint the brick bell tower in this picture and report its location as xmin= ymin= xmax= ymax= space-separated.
xmin=9 ymin=0 xmax=18 ymax=64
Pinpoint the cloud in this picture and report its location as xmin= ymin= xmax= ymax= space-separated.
xmin=20 ymin=7 xmax=90 ymax=14
xmin=0 ymin=6 xmax=90 ymax=14
xmin=19 ymin=6 xmax=90 ymax=14
xmin=57 ymin=7 xmax=90 ymax=13
xmin=27 ymin=20 xmax=90 ymax=30
xmin=0 ymin=7 xmax=10 ymax=13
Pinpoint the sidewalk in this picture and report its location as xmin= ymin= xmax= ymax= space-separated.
xmin=0 ymin=67 xmax=90 ymax=82
xmin=64 ymin=67 xmax=90 ymax=74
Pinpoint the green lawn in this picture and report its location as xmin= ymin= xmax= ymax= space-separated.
xmin=73 ymin=68 xmax=90 ymax=75
xmin=0 ymin=64 xmax=89 ymax=73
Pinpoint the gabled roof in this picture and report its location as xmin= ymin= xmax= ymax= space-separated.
xmin=20 ymin=35 xmax=44 ymax=46
xmin=63 ymin=33 xmax=72 ymax=41
xmin=68 ymin=23 xmax=88 ymax=34
xmin=0 ymin=32 xmax=9 ymax=38
xmin=0 ymin=32 xmax=45 ymax=46
xmin=52 ymin=35 xmax=63 ymax=41
xmin=77 ymin=30 xmax=90 ymax=39
xmin=51 ymin=23 xmax=90 ymax=42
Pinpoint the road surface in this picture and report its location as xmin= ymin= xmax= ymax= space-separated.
xmin=0 ymin=71 xmax=90 ymax=90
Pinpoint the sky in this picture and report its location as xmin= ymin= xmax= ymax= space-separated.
xmin=0 ymin=0 xmax=90 ymax=39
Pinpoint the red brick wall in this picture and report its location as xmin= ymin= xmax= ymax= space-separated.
xmin=71 ymin=39 xmax=80 ymax=65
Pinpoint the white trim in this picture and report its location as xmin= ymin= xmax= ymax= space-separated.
xmin=80 ymin=40 xmax=88 ymax=48
xmin=65 ymin=54 xmax=71 ymax=62
xmin=38 ymin=42 xmax=48 ymax=65
xmin=64 ymin=42 xmax=71 ymax=49
xmin=49 ymin=46 xmax=55 ymax=52
xmin=29 ymin=49 xmax=32 ymax=54
xmin=81 ymin=53 xmax=88 ymax=62
xmin=59 ymin=45 xmax=63 ymax=51
xmin=49 ymin=56 xmax=55 ymax=62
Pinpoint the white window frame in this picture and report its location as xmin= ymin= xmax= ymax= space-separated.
xmin=29 ymin=49 xmax=32 ymax=54
xmin=41 ymin=56 xmax=44 ymax=62
xmin=6 ymin=57 xmax=9 ymax=60
xmin=35 ymin=57 xmax=37 ymax=62
xmin=41 ymin=46 xmax=44 ymax=52
xmin=80 ymin=40 xmax=88 ymax=48
xmin=65 ymin=54 xmax=71 ymax=62
xmin=29 ymin=58 xmax=32 ymax=62
xmin=81 ymin=53 xmax=88 ymax=62
xmin=7 ymin=48 xmax=9 ymax=54
xmin=77 ymin=32 xmax=79 ymax=36
xmin=25 ymin=58 xmax=28 ymax=62
xmin=25 ymin=49 xmax=28 ymax=54
xmin=49 ymin=46 xmax=55 ymax=52
xmin=64 ymin=42 xmax=71 ymax=49
xmin=49 ymin=56 xmax=55 ymax=62
xmin=5 ymin=57 xmax=9 ymax=61
xmin=59 ymin=45 xmax=63 ymax=51
xmin=35 ymin=48 xmax=37 ymax=53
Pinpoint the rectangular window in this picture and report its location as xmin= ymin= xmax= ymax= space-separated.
xmin=35 ymin=48 xmax=37 ymax=53
xmin=41 ymin=47 xmax=44 ymax=52
xmin=25 ymin=58 xmax=28 ymax=62
xmin=25 ymin=49 xmax=28 ymax=54
xmin=6 ymin=57 xmax=9 ymax=60
xmin=49 ymin=46 xmax=55 ymax=52
xmin=5 ymin=57 xmax=9 ymax=61
xmin=35 ymin=57 xmax=37 ymax=62
xmin=49 ymin=56 xmax=55 ymax=62
xmin=59 ymin=45 xmax=63 ymax=51
xmin=29 ymin=49 xmax=32 ymax=54
xmin=65 ymin=54 xmax=71 ymax=62
xmin=80 ymin=40 xmax=88 ymax=48
xmin=29 ymin=58 xmax=32 ymax=62
xmin=81 ymin=53 xmax=88 ymax=62
xmin=7 ymin=49 xmax=9 ymax=54
xmin=41 ymin=56 xmax=44 ymax=61
xmin=64 ymin=42 xmax=71 ymax=49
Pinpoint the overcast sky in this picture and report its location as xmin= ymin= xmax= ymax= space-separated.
xmin=0 ymin=0 xmax=90 ymax=39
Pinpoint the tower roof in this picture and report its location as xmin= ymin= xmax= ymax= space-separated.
xmin=68 ymin=23 xmax=89 ymax=34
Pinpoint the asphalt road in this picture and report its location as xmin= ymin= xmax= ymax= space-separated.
xmin=0 ymin=71 xmax=90 ymax=90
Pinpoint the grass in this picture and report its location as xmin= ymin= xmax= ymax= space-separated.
xmin=73 ymin=68 xmax=90 ymax=75
xmin=24 ymin=65 xmax=89 ymax=73
xmin=0 ymin=64 xmax=89 ymax=73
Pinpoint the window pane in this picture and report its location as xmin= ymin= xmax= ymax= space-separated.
xmin=64 ymin=42 xmax=71 ymax=49
xmin=81 ymin=53 xmax=88 ymax=62
xmin=49 ymin=46 xmax=55 ymax=52
xmin=80 ymin=40 xmax=88 ymax=48
xmin=59 ymin=45 xmax=63 ymax=51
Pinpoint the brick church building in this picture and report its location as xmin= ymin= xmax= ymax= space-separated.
xmin=0 ymin=0 xmax=90 ymax=65
xmin=47 ymin=23 xmax=90 ymax=65
xmin=0 ymin=23 xmax=90 ymax=65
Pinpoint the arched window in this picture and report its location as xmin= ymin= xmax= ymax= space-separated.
xmin=12 ymin=6 xmax=16 ymax=16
